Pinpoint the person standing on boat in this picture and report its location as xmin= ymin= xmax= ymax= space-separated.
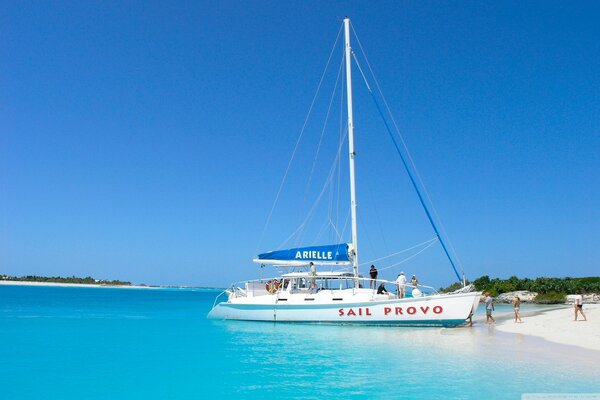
xmin=574 ymin=291 xmax=587 ymax=321
xmin=309 ymin=262 xmax=317 ymax=291
xmin=410 ymin=275 xmax=419 ymax=288
xmin=396 ymin=272 xmax=407 ymax=298
xmin=369 ymin=265 xmax=378 ymax=289
xmin=513 ymin=296 xmax=523 ymax=323
xmin=484 ymin=292 xmax=496 ymax=324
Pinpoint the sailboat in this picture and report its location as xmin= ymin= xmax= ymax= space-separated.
xmin=208 ymin=18 xmax=481 ymax=327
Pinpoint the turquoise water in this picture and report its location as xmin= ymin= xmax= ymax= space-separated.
xmin=1 ymin=285 xmax=599 ymax=399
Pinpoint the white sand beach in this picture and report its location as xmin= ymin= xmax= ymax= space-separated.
xmin=495 ymin=304 xmax=600 ymax=351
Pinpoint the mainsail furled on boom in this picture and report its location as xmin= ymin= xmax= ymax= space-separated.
xmin=254 ymin=243 xmax=352 ymax=266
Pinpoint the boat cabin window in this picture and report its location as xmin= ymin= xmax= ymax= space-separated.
xmin=282 ymin=275 xmax=358 ymax=292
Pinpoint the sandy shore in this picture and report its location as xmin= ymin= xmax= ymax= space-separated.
xmin=0 ymin=280 xmax=158 ymax=289
xmin=494 ymin=303 xmax=600 ymax=351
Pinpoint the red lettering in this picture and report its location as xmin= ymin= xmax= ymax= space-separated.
xmin=339 ymin=308 xmax=344 ymax=316
xmin=420 ymin=306 xmax=430 ymax=314
xmin=433 ymin=306 xmax=443 ymax=314
xmin=407 ymin=307 xmax=416 ymax=315
xmin=395 ymin=307 xmax=403 ymax=315
xmin=366 ymin=308 xmax=372 ymax=316
xmin=347 ymin=308 xmax=356 ymax=316
xmin=358 ymin=308 xmax=363 ymax=316
xmin=384 ymin=307 xmax=392 ymax=316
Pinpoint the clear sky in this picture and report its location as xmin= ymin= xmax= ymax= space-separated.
xmin=2 ymin=1 xmax=599 ymax=288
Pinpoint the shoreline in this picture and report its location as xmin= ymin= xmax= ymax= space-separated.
xmin=4 ymin=280 xmax=598 ymax=352
xmin=0 ymin=280 xmax=159 ymax=289
xmin=491 ymin=303 xmax=600 ymax=352
xmin=0 ymin=280 xmax=222 ymax=290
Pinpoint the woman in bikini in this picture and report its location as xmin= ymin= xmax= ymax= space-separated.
xmin=513 ymin=295 xmax=522 ymax=323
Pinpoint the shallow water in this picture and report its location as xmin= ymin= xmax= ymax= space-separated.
xmin=1 ymin=285 xmax=598 ymax=399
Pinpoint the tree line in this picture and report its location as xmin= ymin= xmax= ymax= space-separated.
xmin=472 ymin=275 xmax=600 ymax=295
xmin=441 ymin=275 xmax=600 ymax=303
xmin=1 ymin=274 xmax=131 ymax=286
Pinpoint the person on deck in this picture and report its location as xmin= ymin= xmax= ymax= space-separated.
xmin=410 ymin=275 xmax=419 ymax=288
xmin=377 ymin=282 xmax=388 ymax=295
xmin=396 ymin=272 xmax=407 ymax=298
xmin=309 ymin=262 xmax=317 ymax=291
xmin=369 ymin=265 xmax=378 ymax=289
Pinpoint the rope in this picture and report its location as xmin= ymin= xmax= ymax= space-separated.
xmin=279 ymin=127 xmax=348 ymax=249
xmin=256 ymin=22 xmax=344 ymax=253
xmin=296 ymin=53 xmax=346 ymax=246
xmin=303 ymin=52 xmax=345 ymax=206
xmin=359 ymin=237 xmax=438 ymax=266
xmin=350 ymin=33 xmax=462 ymax=282
xmin=375 ymin=239 xmax=439 ymax=273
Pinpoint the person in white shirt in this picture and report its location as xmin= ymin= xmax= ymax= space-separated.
xmin=484 ymin=292 xmax=496 ymax=324
xmin=396 ymin=272 xmax=407 ymax=298
xmin=574 ymin=292 xmax=587 ymax=321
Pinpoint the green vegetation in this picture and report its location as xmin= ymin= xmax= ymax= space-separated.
xmin=534 ymin=291 xmax=567 ymax=304
xmin=0 ymin=274 xmax=131 ymax=286
xmin=440 ymin=276 xmax=600 ymax=304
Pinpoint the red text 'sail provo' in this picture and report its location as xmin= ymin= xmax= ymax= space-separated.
xmin=338 ymin=306 xmax=443 ymax=317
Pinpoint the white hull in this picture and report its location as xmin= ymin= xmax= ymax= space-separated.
xmin=208 ymin=290 xmax=481 ymax=327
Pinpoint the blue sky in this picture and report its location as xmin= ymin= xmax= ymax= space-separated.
xmin=2 ymin=1 xmax=599 ymax=287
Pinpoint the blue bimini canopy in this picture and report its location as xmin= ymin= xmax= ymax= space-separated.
xmin=254 ymin=243 xmax=351 ymax=266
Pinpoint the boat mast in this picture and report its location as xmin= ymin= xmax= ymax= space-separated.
xmin=344 ymin=17 xmax=359 ymax=286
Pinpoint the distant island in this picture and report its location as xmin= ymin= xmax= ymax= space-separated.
xmin=0 ymin=274 xmax=132 ymax=286
xmin=441 ymin=275 xmax=600 ymax=303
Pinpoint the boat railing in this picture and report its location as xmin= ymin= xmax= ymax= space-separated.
xmin=211 ymin=289 xmax=229 ymax=309
xmin=224 ymin=276 xmax=439 ymax=298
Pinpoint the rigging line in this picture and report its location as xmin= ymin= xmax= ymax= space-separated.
xmin=337 ymin=206 xmax=351 ymax=246
xmin=351 ymin=28 xmax=465 ymax=276
xmin=303 ymin=52 xmax=346 ymax=207
xmin=326 ymin=166 xmax=334 ymax=242
xmin=349 ymin=49 xmax=390 ymax=257
xmin=328 ymin=217 xmax=342 ymax=242
xmin=370 ymin=87 xmax=462 ymax=282
xmin=280 ymin=128 xmax=349 ymax=249
xmin=295 ymin=123 xmax=348 ymax=247
xmin=319 ymin=56 xmax=345 ymax=244
xmin=335 ymin=78 xmax=346 ymax=243
xmin=313 ymin=214 xmax=332 ymax=245
xmin=359 ymin=237 xmax=438 ymax=266
xmin=350 ymin=52 xmax=462 ymax=283
xmin=256 ymin=22 xmax=344 ymax=254
xmin=358 ymin=209 xmax=377 ymax=272
xmin=370 ymin=86 xmax=465 ymax=275
xmin=362 ymin=156 xmax=390 ymax=256
xmin=375 ymin=239 xmax=439 ymax=272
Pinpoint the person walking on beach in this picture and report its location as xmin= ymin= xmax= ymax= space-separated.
xmin=369 ymin=265 xmax=378 ymax=289
xmin=484 ymin=292 xmax=495 ymax=324
xmin=574 ymin=292 xmax=587 ymax=321
xmin=396 ymin=272 xmax=407 ymax=298
xmin=513 ymin=295 xmax=523 ymax=323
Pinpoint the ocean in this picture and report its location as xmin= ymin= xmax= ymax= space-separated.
xmin=1 ymin=285 xmax=598 ymax=399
